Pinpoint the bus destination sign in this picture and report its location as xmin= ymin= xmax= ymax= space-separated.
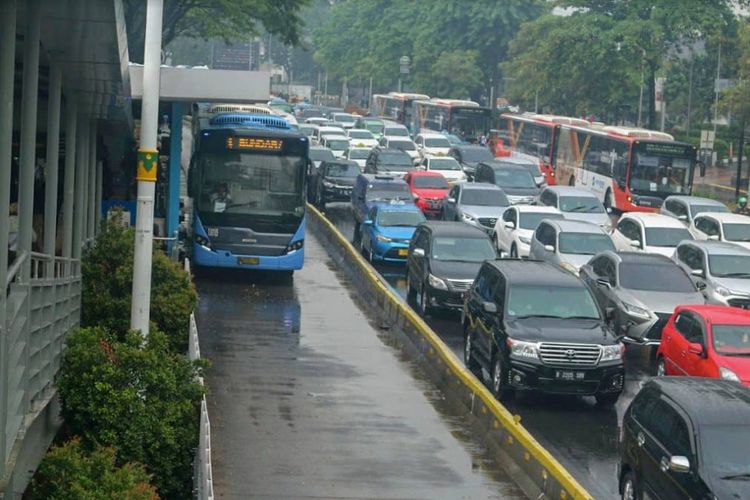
xmin=641 ymin=142 xmax=693 ymax=157
xmin=226 ymin=136 xmax=283 ymax=151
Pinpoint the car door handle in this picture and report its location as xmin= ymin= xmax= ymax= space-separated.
xmin=637 ymin=432 xmax=645 ymax=448
xmin=666 ymin=335 xmax=671 ymax=342
xmin=660 ymin=456 xmax=670 ymax=472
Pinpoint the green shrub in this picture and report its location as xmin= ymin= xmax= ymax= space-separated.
xmin=81 ymin=220 xmax=197 ymax=353
xmin=28 ymin=437 xmax=158 ymax=500
xmin=57 ymin=327 xmax=205 ymax=499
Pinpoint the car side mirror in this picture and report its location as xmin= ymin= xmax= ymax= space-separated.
xmin=690 ymin=268 xmax=705 ymax=278
xmin=504 ymin=221 xmax=515 ymax=229
xmin=446 ymin=197 xmax=456 ymax=204
xmin=482 ymin=301 xmax=498 ymax=314
xmin=668 ymin=456 xmax=691 ymax=474
xmin=597 ymin=277 xmax=612 ymax=289
xmin=606 ymin=207 xmax=613 ymax=214
xmin=363 ymin=219 xmax=373 ymax=226
xmin=630 ymin=239 xmax=642 ymax=248
xmin=413 ymin=248 xmax=425 ymax=258
xmin=708 ymin=235 xmax=720 ymax=241
xmin=688 ymin=343 xmax=704 ymax=357
xmin=544 ymin=244 xmax=555 ymax=252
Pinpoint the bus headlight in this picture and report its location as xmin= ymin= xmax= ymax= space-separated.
xmin=285 ymin=239 xmax=304 ymax=253
xmin=195 ymin=235 xmax=210 ymax=248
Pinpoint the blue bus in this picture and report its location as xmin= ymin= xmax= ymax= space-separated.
xmin=187 ymin=112 xmax=309 ymax=272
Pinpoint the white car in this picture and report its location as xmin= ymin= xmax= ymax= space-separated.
xmin=380 ymin=137 xmax=420 ymax=165
xmin=420 ymin=156 xmax=467 ymax=184
xmin=298 ymin=124 xmax=316 ymax=139
xmin=345 ymin=147 xmax=370 ymax=170
xmin=346 ymin=128 xmax=379 ymax=148
xmin=331 ymin=112 xmax=358 ymax=129
xmin=611 ymin=212 xmax=694 ymax=257
xmin=305 ymin=117 xmax=329 ymax=126
xmin=320 ymin=135 xmax=351 ymax=159
xmin=660 ymin=195 xmax=729 ymax=226
xmin=538 ymin=186 xmax=612 ymax=231
xmin=381 ymin=121 xmax=410 ymax=140
xmin=317 ymin=126 xmax=346 ymax=145
xmin=493 ymin=205 xmax=565 ymax=258
xmin=415 ymin=132 xmax=451 ymax=159
xmin=690 ymin=212 xmax=750 ymax=250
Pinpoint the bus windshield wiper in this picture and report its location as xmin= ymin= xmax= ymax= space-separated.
xmin=226 ymin=201 xmax=258 ymax=209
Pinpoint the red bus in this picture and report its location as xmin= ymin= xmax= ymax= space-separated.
xmin=411 ymin=98 xmax=492 ymax=143
xmin=493 ymin=113 xmax=591 ymax=186
xmin=371 ymin=92 xmax=430 ymax=127
xmin=554 ymin=124 xmax=698 ymax=212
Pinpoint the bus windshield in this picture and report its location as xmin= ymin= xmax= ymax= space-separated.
xmin=630 ymin=143 xmax=693 ymax=195
xmin=451 ymin=108 xmax=491 ymax=142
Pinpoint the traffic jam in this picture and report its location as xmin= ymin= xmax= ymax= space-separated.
xmin=293 ymin=93 xmax=750 ymax=499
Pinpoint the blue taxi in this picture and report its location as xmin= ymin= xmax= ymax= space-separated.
xmin=359 ymin=203 xmax=426 ymax=263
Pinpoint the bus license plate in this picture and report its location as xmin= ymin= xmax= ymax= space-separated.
xmin=555 ymin=370 xmax=585 ymax=381
xmin=238 ymin=257 xmax=259 ymax=265
xmin=398 ymin=249 xmax=408 ymax=256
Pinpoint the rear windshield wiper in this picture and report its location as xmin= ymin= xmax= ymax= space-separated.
xmin=721 ymin=473 xmax=750 ymax=480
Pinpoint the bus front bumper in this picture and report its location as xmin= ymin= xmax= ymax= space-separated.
xmin=192 ymin=243 xmax=304 ymax=271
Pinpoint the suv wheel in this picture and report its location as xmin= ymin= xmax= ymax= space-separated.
xmin=406 ymin=272 xmax=417 ymax=303
xmin=419 ymin=285 xmax=432 ymax=317
xmin=595 ymin=391 xmax=621 ymax=407
xmin=464 ymin=329 xmax=480 ymax=373
xmin=491 ymin=355 xmax=513 ymax=400
xmin=621 ymin=471 xmax=639 ymax=500
xmin=656 ymin=357 xmax=666 ymax=377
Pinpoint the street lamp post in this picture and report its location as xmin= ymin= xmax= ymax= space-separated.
xmin=398 ymin=55 xmax=410 ymax=92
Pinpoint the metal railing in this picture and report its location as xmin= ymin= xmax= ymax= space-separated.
xmin=1 ymin=251 xmax=81 ymax=484
xmin=186 ymin=258 xmax=214 ymax=500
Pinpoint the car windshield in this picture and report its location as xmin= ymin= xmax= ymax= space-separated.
xmin=524 ymin=163 xmax=542 ymax=176
xmin=377 ymin=210 xmax=426 ymax=227
xmin=347 ymin=149 xmax=370 ymax=160
xmin=378 ymin=152 xmax=413 ymax=169
xmin=559 ymin=233 xmax=615 ymax=255
xmin=701 ymin=426 xmax=750 ymax=480
xmin=364 ymin=122 xmax=384 ymax=134
xmin=428 ymin=158 xmax=461 ymax=171
xmin=326 ymin=163 xmax=359 ymax=177
xmin=507 ymin=286 xmax=600 ymax=320
xmin=723 ymin=223 xmax=750 ymax=242
xmin=299 ymin=126 xmax=315 ymax=136
xmin=334 ymin=114 xmax=356 ymax=122
xmin=619 ymin=263 xmax=696 ymax=292
xmin=446 ymin=134 xmax=464 ymax=145
xmin=559 ymin=195 xmax=606 ymax=214
xmin=413 ymin=176 xmax=449 ymax=189
xmin=690 ymin=203 xmax=728 ymax=217
xmin=461 ymin=148 xmax=493 ymax=163
xmin=431 ymin=237 xmax=496 ymax=262
xmin=365 ymin=183 xmax=411 ymax=201
xmin=310 ymin=149 xmax=336 ymax=162
xmin=711 ymin=325 xmax=750 ymax=356
xmin=390 ymin=140 xmax=416 ymax=151
xmin=461 ymin=189 xmax=509 ymax=207
xmin=708 ymin=255 xmax=750 ymax=278
xmin=326 ymin=139 xmax=350 ymax=150
xmin=645 ymin=227 xmax=693 ymax=247
xmin=519 ymin=212 xmax=564 ymax=230
xmin=493 ymin=168 xmax=537 ymax=188
xmin=349 ymin=130 xmax=374 ymax=139
xmin=425 ymin=137 xmax=451 ymax=148
xmin=385 ymin=127 xmax=409 ymax=137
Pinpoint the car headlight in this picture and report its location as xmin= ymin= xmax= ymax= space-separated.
xmin=375 ymin=234 xmax=392 ymax=242
xmin=508 ymin=339 xmax=539 ymax=359
xmin=716 ymin=286 xmax=733 ymax=298
xmin=428 ymin=273 xmax=448 ymax=290
xmin=623 ymin=302 xmax=651 ymax=319
xmin=720 ymin=366 xmax=741 ymax=382
xmin=518 ymin=235 xmax=531 ymax=245
xmin=601 ymin=343 xmax=624 ymax=362
xmin=461 ymin=213 xmax=476 ymax=222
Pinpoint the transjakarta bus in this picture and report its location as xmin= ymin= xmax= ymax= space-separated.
xmin=411 ymin=99 xmax=492 ymax=144
xmin=493 ymin=113 xmax=591 ymax=186
xmin=187 ymin=109 xmax=309 ymax=272
xmin=371 ymin=92 xmax=430 ymax=127
xmin=554 ymin=125 xmax=698 ymax=212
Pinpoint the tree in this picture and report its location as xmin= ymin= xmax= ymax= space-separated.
xmin=722 ymin=22 xmax=750 ymax=196
xmin=427 ymin=50 xmax=484 ymax=100
xmin=125 ymin=0 xmax=310 ymax=63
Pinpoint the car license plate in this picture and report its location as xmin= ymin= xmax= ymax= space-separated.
xmin=398 ymin=249 xmax=408 ymax=256
xmin=238 ymin=257 xmax=259 ymax=265
xmin=555 ymin=370 xmax=585 ymax=381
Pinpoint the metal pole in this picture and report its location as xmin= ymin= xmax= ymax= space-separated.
xmin=660 ymin=99 xmax=666 ymax=132
xmin=18 ymin=0 xmax=41 ymax=280
xmin=368 ymin=76 xmax=373 ymax=111
xmin=130 ymin=0 xmax=164 ymax=336
xmin=61 ymin=100 xmax=77 ymax=262
xmin=0 ymin=0 xmax=17 ymax=475
xmin=637 ymin=61 xmax=644 ymax=127
xmin=686 ymin=57 xmax=694 ymax=136
xmin=44 ymin=64 xmax=62 ymax=274
xmin=398 ymin=77 xmax=402 ymax=93
xmin=713 ymin=42 xmax=722 ymax=139
xmin=87 ymin=122 xmax=97 ymax=238
xmin=95 ymin=159 xmax=102 ymax=233
xmin=737 ymin=120 xmax=745 ymax=198
xmin=166 ymin=102 xmax=183 ymax=255
xmin=72 ymin=118 xmax=88 ymax=261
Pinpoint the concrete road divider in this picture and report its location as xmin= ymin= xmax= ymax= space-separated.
xmin=307 ymin=204 xmax=593 ymax=500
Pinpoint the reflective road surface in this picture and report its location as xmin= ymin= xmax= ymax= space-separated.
xmin=324 ymin=203 xmax=655 ymax=499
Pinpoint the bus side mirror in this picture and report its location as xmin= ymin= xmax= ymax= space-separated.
xmin=187 ymin=168 xmax=195 ymax=197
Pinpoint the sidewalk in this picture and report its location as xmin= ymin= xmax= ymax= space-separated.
xmin=694 ymin=165 xmax=746 ymax=204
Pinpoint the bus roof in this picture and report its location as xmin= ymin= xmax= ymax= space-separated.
xmin=502 ymin=112 xmax=591 ymax=128
xmin=560 ymin=122 xmax=687 ymax=145
xmin=386 ymin=92 xmax=431 ymax=101
xmin=425 ymin=98 xmax=480 ymax=107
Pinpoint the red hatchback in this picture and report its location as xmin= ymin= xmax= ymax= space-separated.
xmin=657 ymin=305 xmax=750 ymax=386
xmin=403 ymin=171 xmax=450 ymax=217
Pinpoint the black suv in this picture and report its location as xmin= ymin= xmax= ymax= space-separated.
xmin=619 ymin=377 xmax=750 ymax=500
xmin=364 ymin=148 xmax=414 ymax=177
xmin=447 ymin=145 xmax=494 ymax=180
xmin=406 ymin=222 xmax=496 ymax=315
xmin=311 ymin=160 xmax=360 ymax=208
xmin=462 ymin=259 xmax=624 ymax=405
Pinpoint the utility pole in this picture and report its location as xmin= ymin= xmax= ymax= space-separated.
xmin=737 ymin=119 xmax=745 ymax=198
xmin=130 ymin=0 xmax=163 ymax=336
xmin=686 ymin=57 xmax=694 ymax=135
xmin=713 ymin=42 xmax=722 ymax=140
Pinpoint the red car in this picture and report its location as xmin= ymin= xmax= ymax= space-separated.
xmin=657 ymin=305 xmax=750 ymax=386
xmin=403 ymin=170 xmax=450 ymax=217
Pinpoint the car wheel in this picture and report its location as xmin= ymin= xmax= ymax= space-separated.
xmin=656 ymin=357 xmax=666 ymax=377
xmin=353 ymin=222 xmax=361 ymax=243
xmin=595 ymin=391 xmax=621 ymax=407
xmin=568 ymin=176 xmax=575 ymax=187
xmin=621 ymin=471 xmax=639 ymax=500
xmin=464 ymin=329 xmax=481 ymax=374
xmin=491 ymin=355 xmax=513 ymax=401
xmin=406 ymin=272 xmax=417 ymax=303
xmin=419 ymin=285 xmax=432 ymax=317
xmin=510 ymin=245 xmax=518 ymax=259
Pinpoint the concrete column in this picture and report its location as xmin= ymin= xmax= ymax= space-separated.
xmin=17 ymin=0 xmax=41 ymax=279
xmin=80 ymin=123 xmax=89 ymax=244
xmin=72 ymin=118 xmax=88 ymax=260
xmin=95 ymin=159 xmax=102 ymax=234
xmin=61 ymin=100 xmax=77 ymax=262
xmin=166 ymin=102 xmax=183 ymax=254
xmin=87 ymin=122 xmax=97 ymax=238
xmin=43 ymin=64 xmax=62 ymax=273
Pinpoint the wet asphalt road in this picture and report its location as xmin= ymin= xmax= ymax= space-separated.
xmin=195 ymin=231 xmax=524 ymax=499
xmin=323 ymin=203 xmax=657 ymax=500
